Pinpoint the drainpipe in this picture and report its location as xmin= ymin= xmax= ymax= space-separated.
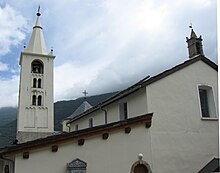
xmin=0 ymin=156 xmax=15 ymax=173
xmin=66 ymin=122 xmax=71 ymax=132
xmin=100 ymin=107 xmax=108 ymax=124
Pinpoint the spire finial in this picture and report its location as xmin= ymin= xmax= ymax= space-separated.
xmin=37 ymin=5 xmax=41 ymax=16
xmin=189 ymin=23 xmax=193 ymax=29
xmin=189 ymin=23 xmax=197 ymax=39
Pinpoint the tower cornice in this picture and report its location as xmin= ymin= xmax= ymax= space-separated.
xmin=19 ymin=52 xmax=55 ymax=65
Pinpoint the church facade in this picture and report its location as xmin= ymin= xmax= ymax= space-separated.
xmin=65 ymin=54 xmax=218 ymax=172
xmin=0 ymin=10 xmax=218 ymax=173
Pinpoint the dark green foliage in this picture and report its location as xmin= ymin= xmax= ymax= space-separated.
xmin=0 ymin=107 xmax=17 ymax=126
xmin=0 ymin=107 xmax=17 ymax=147
xmin=0 ymin=120 xmax=17 ymax=147
xmin=0 ymin=92 xmax=117 ymax=147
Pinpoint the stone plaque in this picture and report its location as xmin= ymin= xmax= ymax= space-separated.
xmin=67 ymin=158 xmax=87 ymax=173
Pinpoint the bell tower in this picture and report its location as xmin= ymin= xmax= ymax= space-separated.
xmin=17 ymin=7 xmax=55 ymax=143
xmin=186 ymin=27 xmax=204 ymax=59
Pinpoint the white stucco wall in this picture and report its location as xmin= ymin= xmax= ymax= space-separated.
xmin=127 ymin=88 xmax=147 ymax=118
xmin=69 ymin=112 xmax=99 ymax=131
xmin=18 ymin=53 xmax=54 ymax=133
xmin=69 ymin=88 xmax=147 ymax=131
xmin=146 ymin=61 xmax=218 ymax=173
xmin=14 ymin=125 xmax=152 ymax=173
xmin=69 ymin=103 xmax=119 ymax=131
xmin=67 ymin=59 xmax=218 ymax=172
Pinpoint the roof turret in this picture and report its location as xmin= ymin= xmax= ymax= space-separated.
xmin=186 ymin=26 xmax=204 ymax=59
xmin=65 ymin=101 xmax=93 ymax=120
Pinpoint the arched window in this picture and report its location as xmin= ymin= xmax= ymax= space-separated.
xmin=38 ymin=79 xmax=41 ymax=88
xmin=32 ymin=95 xmax=36 ymax=105
xmin=38 ymin=95 xmax=42 ymax=106
xmin=33 ymin=78 xmax=37 ymax=88
xmin=31 ymin=60 xmax=43 ymax=74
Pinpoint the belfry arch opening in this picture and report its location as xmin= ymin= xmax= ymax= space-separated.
xmin=33 ymin=78 xmax=37 ymax=88
xmin=32 ymin=95 xmax=36 ymax=105
xmin=38 ymin=79 xmax=41 ymax=88
xmin=38 ymin=95 xmax=42 ymax=106
xmin=31 ymin=60 xmax=44 ymax=74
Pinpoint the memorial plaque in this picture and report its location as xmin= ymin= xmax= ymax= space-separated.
xmin=67 ymin=158 xmax=87 ymax=173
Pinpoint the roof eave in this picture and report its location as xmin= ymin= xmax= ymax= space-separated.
xmin=0 ymin=113 xmax=153 ymax=156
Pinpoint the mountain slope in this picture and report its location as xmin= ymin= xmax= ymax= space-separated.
xmin=0 ymin=107 xmax=17 ymax=126
xmin=0 ymin=120 xmax=17 ymax=147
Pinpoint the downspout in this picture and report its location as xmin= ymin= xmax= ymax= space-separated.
xmin=0 ymin=156 xmax=15 ymax=173
xmin=66 ymin=122 xmax=71 ymax=132
xmin=100 ymin=106 xmax=108 ymax=124
xmin=145 ymin=85 xmax=154 ymax=171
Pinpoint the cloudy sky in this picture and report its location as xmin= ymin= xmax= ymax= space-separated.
xmin=0 ymin=0 xmax=218 ymax=108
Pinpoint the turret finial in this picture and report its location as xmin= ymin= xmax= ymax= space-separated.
xmin=189 ymin=23 xmax=193 ymax=29
xmin=37 ymin=5 xmax=41 ymax=16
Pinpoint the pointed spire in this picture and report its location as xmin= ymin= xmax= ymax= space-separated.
xmin=190 ymin=29 xmax=197 ymax=38
xmin=24 ymin=6 xmax=48 ymax=55
xmin=188 ymin=23 xmax=197 ymax=38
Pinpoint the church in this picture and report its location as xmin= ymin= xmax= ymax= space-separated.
xmin=0 ymin=9 xmax=218 ymax=173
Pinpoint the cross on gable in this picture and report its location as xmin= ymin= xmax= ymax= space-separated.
xmin=82 ymin=90 xmax=88 ymax=99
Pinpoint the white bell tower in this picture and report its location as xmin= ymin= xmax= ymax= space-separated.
xmin=17 ymin=8 xmax=55 ymax=143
